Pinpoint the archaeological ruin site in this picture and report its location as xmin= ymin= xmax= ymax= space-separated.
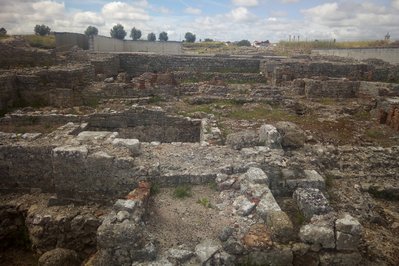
xmin=0 ymin=37 xmax=399 ymax=266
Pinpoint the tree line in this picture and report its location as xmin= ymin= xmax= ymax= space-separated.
xmin=2 ymin=24 xmax=226 ymax=44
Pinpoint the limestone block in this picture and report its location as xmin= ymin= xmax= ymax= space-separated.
xmin=195 ymin=239 xmax=221 ymax=263
xmin=233 ymin=195 xmax=256 ymax=216
xmin=319 ymin=251 xmax=362 ymax=266
xmin=335 ymin=213 xmax=362 ymax=236
xmin=113 ymin=199 xmax=138 ymax=214
xmin=112 ymin=138 xmax=141 ymax=156
xmin=226 ymin=130 xmax=259 ymax=150
xmin=299 ymin=224 xmax=335 ymax=249
xmin=293 ymin=188 xmax=332 ymax=219
xmin=77 ymin=131 xmax=112 ymax=141
xmin=266 ymin=210 xmax=295 ymax=243
xmin=241 ymin=249 xmax=293 ymax=266
xmin=97 ymin=220 xmax=142 ymax=250
xmin=243 ymin=167 xmax=270 ymax=185
xmin=256 ymin=189 xmax=281 ymax=221
xmin=38 ymin=248 xmax=80 ymax=266
xmin=275 ymin=121 xmax=306 ymax=149
xmin=335 ymin=213 xmax=362 ymax=251
xmin=259 ymin=124 xmax=282 ymax=149
xmin=240 ymin=180 xmax=269 ymax=198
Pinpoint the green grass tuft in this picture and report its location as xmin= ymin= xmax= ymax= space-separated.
xmin=197 ymin=198 xmax=212 ymax=208
xmin=173 ymin=185 xmax=192 ymax=199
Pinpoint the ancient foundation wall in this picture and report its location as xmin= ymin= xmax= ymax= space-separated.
xmin=0 ymin=38 xmax=56 ymax=69
xmin=86 ymin=109 xmax=201 ymax=143
xmin=261 ymin=60 xmax=399 ymax=85
xmin=90 ymin=35 xmax=182 ymax=55
xmin=0 ymin=143 xmax=138 ymax=202
xmin=119 ymin=54 xmax=261 ymax=76
xmin=0 ymin=64 xmax=95 ymax=112
xmin=312 ymin=48 xmax=399 ymax=65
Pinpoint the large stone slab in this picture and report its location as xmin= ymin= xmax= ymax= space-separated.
xmin=293 ymin=188 xmax=332 ymax=219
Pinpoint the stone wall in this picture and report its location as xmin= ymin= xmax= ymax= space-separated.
xmin=0 ymin=64 xmax=95 ymax=112
xmin=312 ymin=48 xmax=399 ymax=65
xmin=89 ymin=53 xmax=120 ymax=77
xmin=261 ymin=59 xmax=399 ymax=85
xmin=174 ymin=71 xmax=266 ymax=83
xmin=0 ymin=144 xmax=55 ymax=192
xmin=86 ymin=108 xmax=201 ymax=143
xmin=119 ymin=54 xmax=261 ymax=77
xmin=0 ymin=38 xmax=56 ymax=69
xmin=293 ymin=78 xmax=360 ymax=98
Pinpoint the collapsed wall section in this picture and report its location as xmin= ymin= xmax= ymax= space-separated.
xmin=260 ymin=59 xmax=399 ymax=85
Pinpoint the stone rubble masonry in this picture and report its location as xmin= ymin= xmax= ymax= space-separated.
xmin=293 ymin=188 xmax=332 ymax=219
xmin=119 ymin=54 xmax=261 ymax=77
xmin=237 ymin=167 xmax=295 ymax=243
xmin=94 ymin=181 xmax=154 ymax=265
xmin=299 ymin=213 xmax=363 ymax=253
xmin=0 ymin=64 xmax=95 ymax=112
xmin=86 ymin=108 xmax=202 ymax=143
xmin=294 ymin=78 xmax=360 ymax=98
xmin=0 ymin=37 xmax=56 ymax=69
xmin=260 ymin=58 xmax=399 ymax=86
xmin=276 ymin=169 xmax=326 ymax=196
xmin=0 ymin=196 xmax=104 ymax=259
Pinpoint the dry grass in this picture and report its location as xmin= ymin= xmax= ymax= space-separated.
xmin=275 ymin=40 xmax=391 ymax=55
xmin=22 ymin=35 xmax=55 ymax=49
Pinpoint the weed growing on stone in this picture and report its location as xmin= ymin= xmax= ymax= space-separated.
xmin=173 ymin=185 xmax=192 ymax=199
xmin=197 ymin=198 xmax=212 ymax=208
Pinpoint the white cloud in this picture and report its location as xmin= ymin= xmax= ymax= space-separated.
xmin=184 ymin=7 xmax=202 ymax=15
xmin=232 ymin=0 xmax=259 ymax=7
xmin=102 ymin=1 xmax=150 ymax=21
xmin=74 ymin=11 xmax=105 ymax=26
xmin=393 ymin=0 xmax=399 ymax=9
xmin=280 ymin=0 xmax=300 ymax=3
xmin=229 ymin=7 xmax=255 ymax=22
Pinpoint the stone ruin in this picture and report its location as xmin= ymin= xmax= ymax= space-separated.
xmin=0 ymin=38 xmax=399 ymax=266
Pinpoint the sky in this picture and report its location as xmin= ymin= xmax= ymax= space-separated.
xmin=1 ymin=0 xmax=399 ymax=42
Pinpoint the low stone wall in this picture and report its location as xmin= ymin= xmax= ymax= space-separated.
xmin=0 ymin=144 xmax=55 ymax=192
xmin=174 ymin=71 xmax=266 ymax=83
xmin=312 ymin=48 xmax=399 ymax=65
xmin=119 ymin=54 xmax=261 ymax=77
xmin=292 ymin=78 xmax=360 ymax=98
xmin=260 ymin=59 xmax=399 ymax=85
xmin=89 ymin=53 xmax=120 ymax=77
xmin=0 ymin=38 xmax=56 ymax=69
xmin=0 ymin=64 xmax=95 ymax=112
xmin=86 ymin=108 xmax=201 ymax=143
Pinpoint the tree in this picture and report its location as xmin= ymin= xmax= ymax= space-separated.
xmin=237 ymin=39 xmax=251 ymax=47
xmin=34 ymin=24 xmax=51 ymax=36
xmin=159 ymin=31 xmax=168 ymax=42
xmin=110 ymin=24 xmax=126 ymax=40
xmin=84 ymin=26 xmax=98 ymax=36
xmin=184 ymin=32 xmax=196 ymax=43
xmin=0 ymin=27 xmax=7 ymax=36
xmin=204 ymin=38 xmax=213 ymax=42
xmin=130 ymin=27 xmax=142 ymax=40
xmin=147 ymin=32 xmax=156 ymax=41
